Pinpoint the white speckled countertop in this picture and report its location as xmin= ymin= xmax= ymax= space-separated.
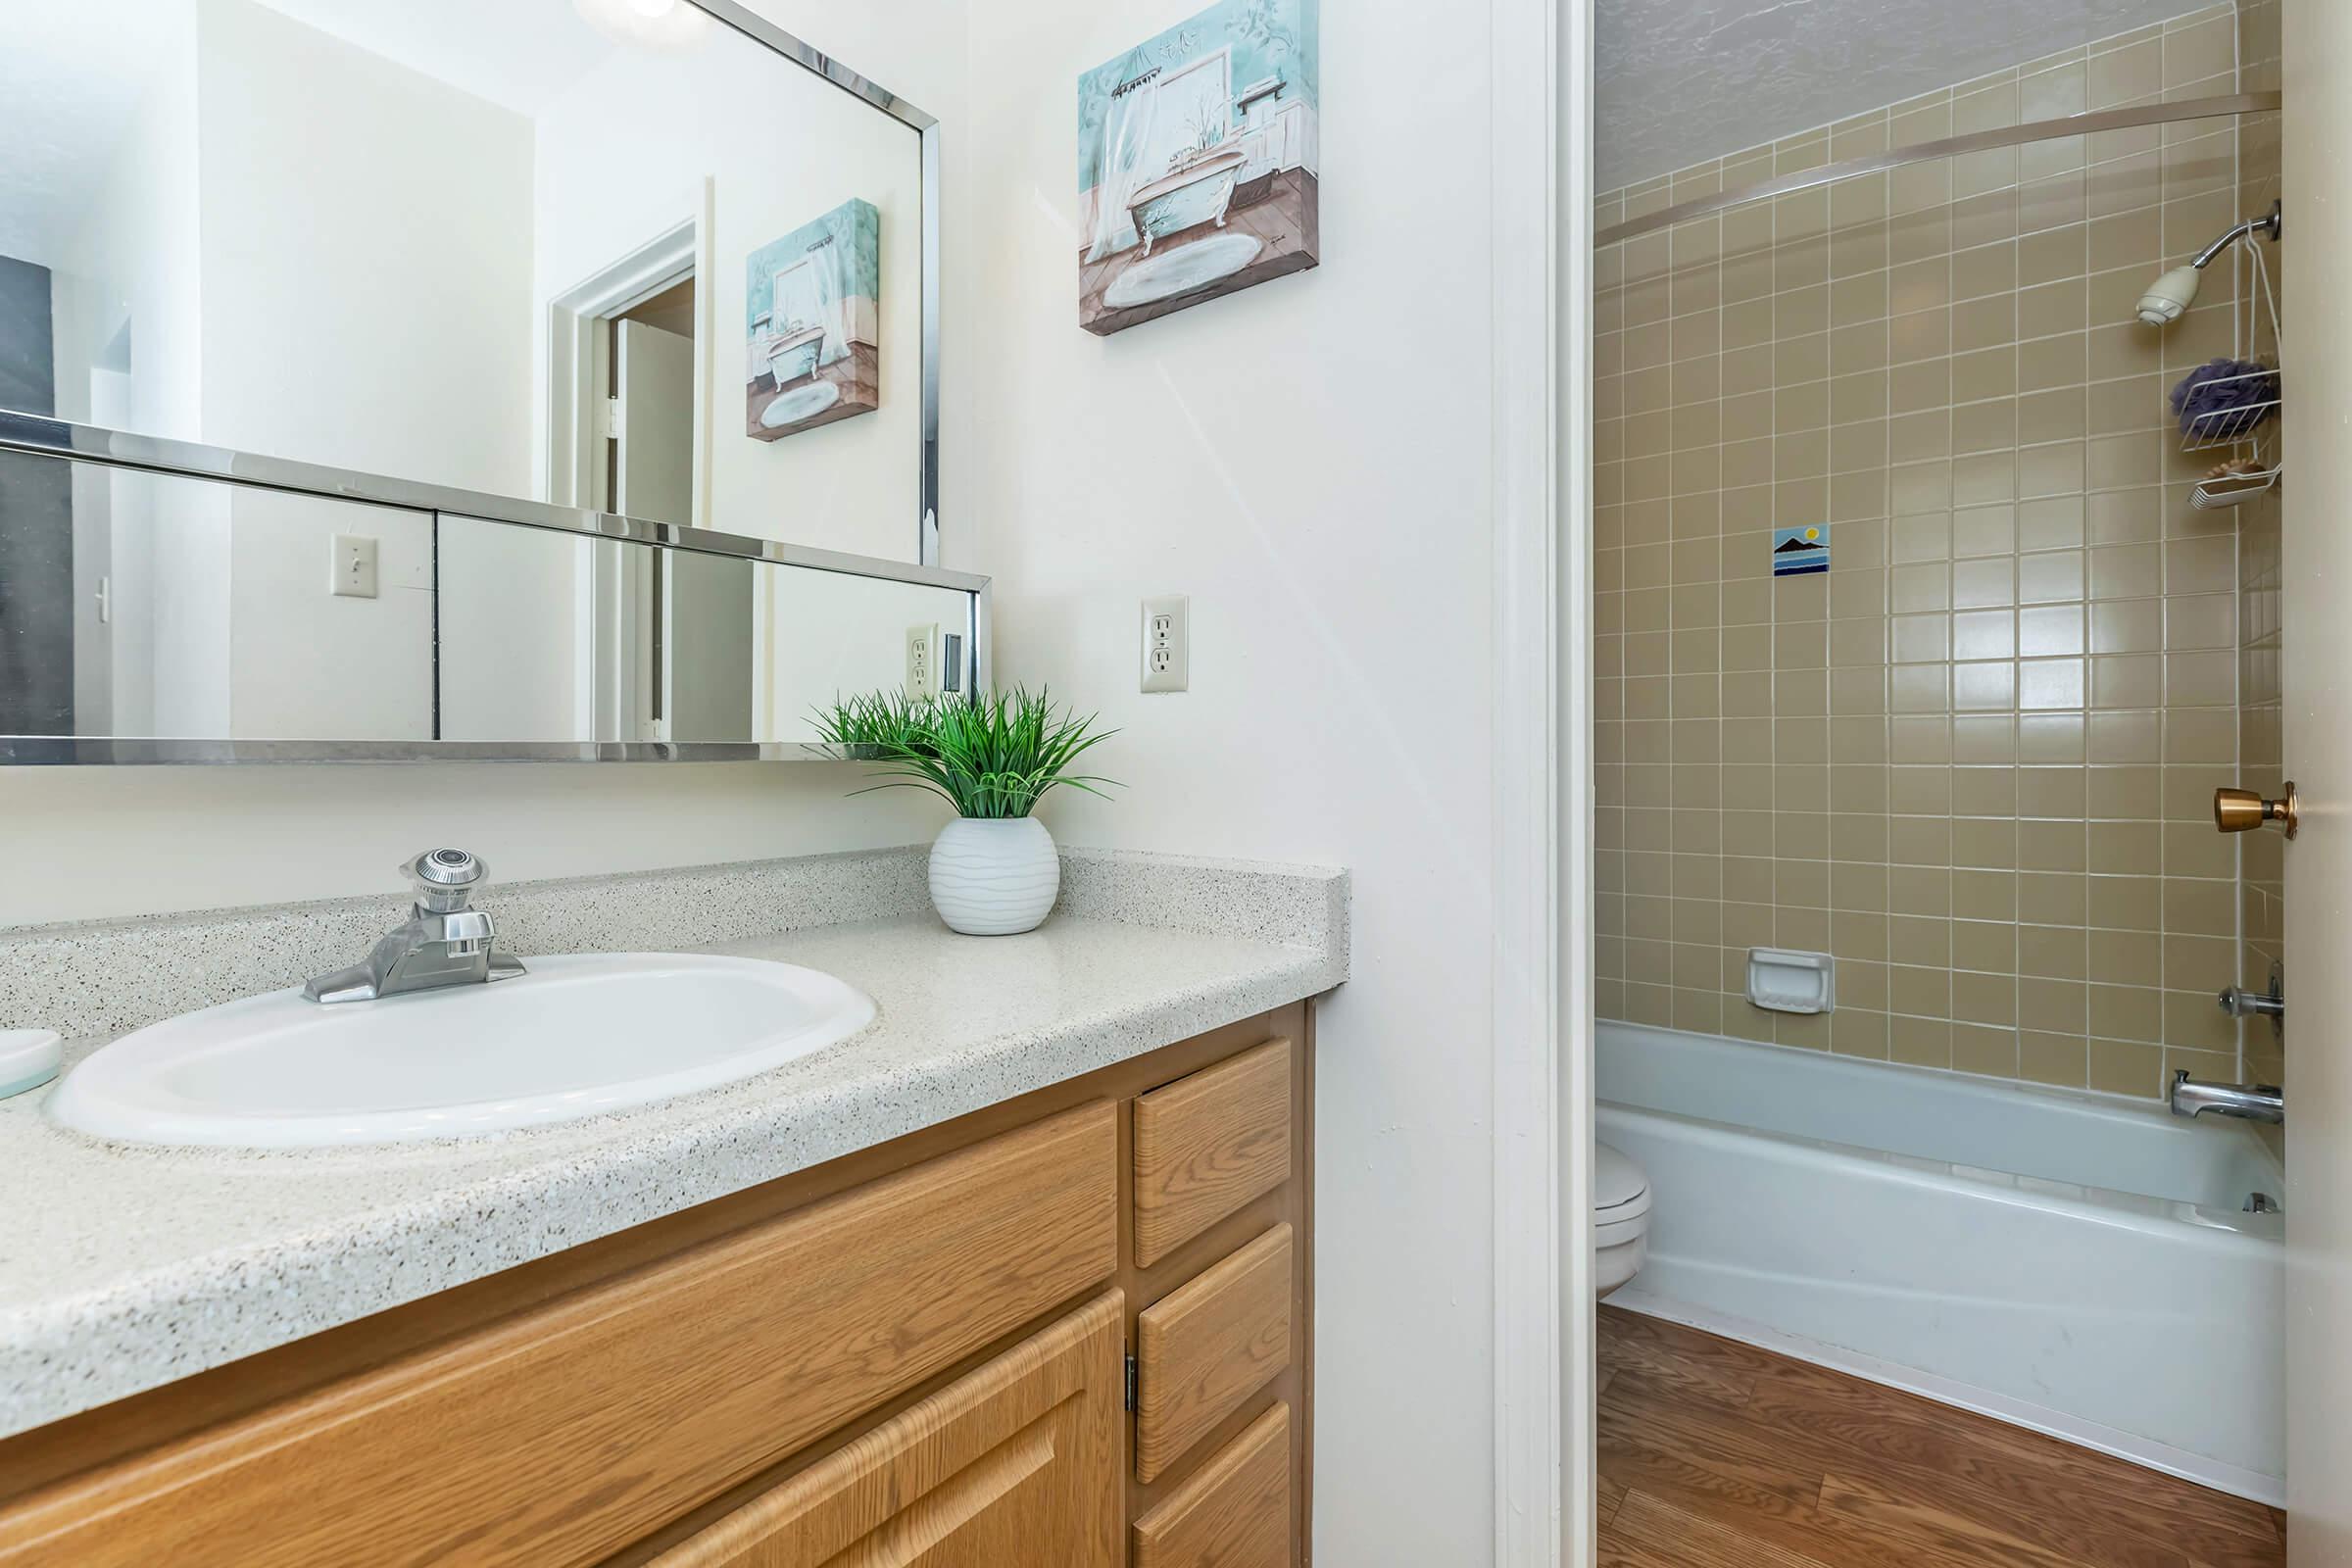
xmin=0 ymin=848 xmax=1347 ymax=1440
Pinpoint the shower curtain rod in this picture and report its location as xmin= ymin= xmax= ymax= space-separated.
xmin=1595 ymin=91 xmax=2282 ymax=248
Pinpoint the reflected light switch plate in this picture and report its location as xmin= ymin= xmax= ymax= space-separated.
xmin=331 ymin=534 xmax=378 ymax=599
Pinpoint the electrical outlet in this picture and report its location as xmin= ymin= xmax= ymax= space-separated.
xmin=331 ymin=534 xmax=378 ymax=599
xmin=906 ymin=622 xmax=942 ymax=700
xmin=1141 ymin=595 xmax=1189 ymax=693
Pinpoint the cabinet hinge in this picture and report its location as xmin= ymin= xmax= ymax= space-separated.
xmin=1124 ymin=1352 xmax=1139 ymax=1411
xmin=601 ymin=395 xmax=624 ymax=442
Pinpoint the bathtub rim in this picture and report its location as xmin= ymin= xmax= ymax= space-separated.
xmin=1597 ymin=1018 xmax=2286 ymax=1229
xmin=1596 ymin=1098 xmax=2285 ymax=1244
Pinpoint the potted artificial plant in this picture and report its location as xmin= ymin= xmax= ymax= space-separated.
xmin=815 ymin=689 xmax=1118 ymax=935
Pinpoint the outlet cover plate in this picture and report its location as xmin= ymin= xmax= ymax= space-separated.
xmin=906 ymin=622 xmax=942 ymax=700
xmin=1142 ymin=595 xmax=1189 ymax=693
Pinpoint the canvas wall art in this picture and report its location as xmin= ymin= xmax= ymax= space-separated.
xmin=746 ymin=197 xmax=880 ymax=441
xmin=1077 ymin=0 xmax=1318 ymax=336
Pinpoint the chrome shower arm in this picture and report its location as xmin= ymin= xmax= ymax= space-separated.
xmin=2191 ymin=200 xmax=2283 ymax=270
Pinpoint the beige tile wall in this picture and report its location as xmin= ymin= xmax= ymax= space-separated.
xmin=2233 ymin=0 xmax=2284 ymax=1108
xmin=1592 ymin=6 xmax=2258 ymax=1100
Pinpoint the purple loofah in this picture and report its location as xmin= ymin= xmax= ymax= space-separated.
xmin=2171 ymin=357 xmax=2280 ymax=444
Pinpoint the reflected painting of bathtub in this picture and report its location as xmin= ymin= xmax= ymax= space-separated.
xmin=745 ymin=197 xmax=880 ymax=442
xmin=1596 ymin=1020 xmax=2285 ymax=1501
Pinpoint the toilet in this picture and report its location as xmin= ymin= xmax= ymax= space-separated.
xmin=1593 ymin=1142 xmax=1651 ymax=1298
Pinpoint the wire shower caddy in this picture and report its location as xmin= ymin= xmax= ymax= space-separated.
xmin=2183 ymin=230 xmax=2282 ymax=512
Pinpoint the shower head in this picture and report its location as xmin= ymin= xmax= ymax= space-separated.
xmin=2137 ymin=200 xmax=2282 ymax=326
xmin=2136 ymin=268 xmax=2202 ymax=326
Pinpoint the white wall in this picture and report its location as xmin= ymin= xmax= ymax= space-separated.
xmin=49 ymin=17 xmax=220 ymax=739
xmin=49 ymin=7 xmax=203 ymax=445
xmin=225 ymin=493 xmax=435 ymax=740
xmin=966 ymin=2 xmax=1502 ymax=1558
xmin=193 ymin=0 xmax=537 ymax=495
xmin=436 ymin=515 xmax=589 ymax=744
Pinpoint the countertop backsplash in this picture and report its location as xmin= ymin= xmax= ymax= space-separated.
xmin=0 ymin=845 xmax=1350 ymax=1042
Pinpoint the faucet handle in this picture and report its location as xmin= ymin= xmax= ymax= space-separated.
xmin=402 ymin=848 xmax=487 ymax=911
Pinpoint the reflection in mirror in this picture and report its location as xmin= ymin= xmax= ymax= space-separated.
xmin=0 ymin=0 xmax=924 ymax=559
xmin=0 ymin=451 xmax=972 ymax=750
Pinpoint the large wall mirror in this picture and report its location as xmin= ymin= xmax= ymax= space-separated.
xmin=0 ymin=0 xmax=966 ymax=762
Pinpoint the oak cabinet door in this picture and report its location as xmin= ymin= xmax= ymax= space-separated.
xmin=1134 ymin=1225 xmax=1294 ymax=1485
xmin=651 ymin=1293 xmax=1126 ymax=1568
xmin=1132 ymin=1039 xmax=1293 ymax=1268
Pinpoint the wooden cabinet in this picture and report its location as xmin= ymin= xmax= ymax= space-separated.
xmin=1132 ymin=1039 xmax=1292 ymax=1267
xmin=0 ymin=1004 xmax=1315 ymax=1568
xmin=1132 ymin=1406 xmax=1293 ymax=1568
xmin=1135 ymin=1225 xmax=1295 ymax=1485
xmin=0 ymin=1104 xmax=1118 ymax=1568
xmin=650 ymin=1294 xmax=1126 ymax=1568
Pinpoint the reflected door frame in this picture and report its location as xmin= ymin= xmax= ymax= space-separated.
xmin=542 ymin=187 xmax=715 ymax=529
xmin=543 ymin=185 xmax=716 ymax=742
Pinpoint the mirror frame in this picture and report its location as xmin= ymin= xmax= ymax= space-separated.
xmin=0 ymin=2 xmax=977 ymax=765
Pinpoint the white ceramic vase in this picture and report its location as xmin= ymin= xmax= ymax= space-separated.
xmin=928 ymin=816 xmax=1061 ymax=935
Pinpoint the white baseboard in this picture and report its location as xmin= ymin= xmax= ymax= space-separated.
xmin=1608 ymin=1289 xmax=2286 ymax=1509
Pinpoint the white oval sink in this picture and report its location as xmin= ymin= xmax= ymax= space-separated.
xmin=48 ymin=954 xmax=875 ymax=1149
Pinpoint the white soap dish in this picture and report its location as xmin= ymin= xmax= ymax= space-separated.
xmin=0 ymin=1031 xmax=63 ymax=1100
xmin=1747 ymin=949 xmax=1835 ymax=1014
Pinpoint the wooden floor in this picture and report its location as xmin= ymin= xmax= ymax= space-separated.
xmin=1596 ymin=1306 xmax=2286 ymax=1568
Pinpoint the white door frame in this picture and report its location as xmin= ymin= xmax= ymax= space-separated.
xmin=542 ymin=184 xmax=717 ymax=529
xmin=541 ymin=188 xmax=718 ymax=743
xmin=1492 ymin=0 xmax=1590 ymax=1562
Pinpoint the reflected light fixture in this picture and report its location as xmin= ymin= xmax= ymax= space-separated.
xmin=573 ymin=0 xmax=711 ymax=48
xmin=2137 ymin=200 xmax=2282 ymax=326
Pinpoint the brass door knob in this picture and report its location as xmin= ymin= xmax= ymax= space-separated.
xmin=2216 ymin=782 xmax=2298 ymax=837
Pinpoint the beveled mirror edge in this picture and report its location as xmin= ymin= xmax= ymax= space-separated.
xmin=0 ymin=412 xmax=982 ymax=591
xmin=0 ymin=421 xmax=990 ymax=766
xmin=0 ymin=740 xmax=844 ymax=765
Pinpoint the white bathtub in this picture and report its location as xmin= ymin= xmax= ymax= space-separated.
xmin=1596 ymin=1020 xmax=2286 ymax=1501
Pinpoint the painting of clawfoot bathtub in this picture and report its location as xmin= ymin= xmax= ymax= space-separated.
xmin=1078 ymin=0 xmax=1318 ymax=336
xmin=746 ymin=198 xmax=880 ymax=441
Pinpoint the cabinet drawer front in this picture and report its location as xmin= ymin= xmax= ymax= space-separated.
xmin=1134 ymin=1224 xmax=1294 ymax=1485
xmin=0 ymin=1103 xmax=1118 ymax=1568
xmin=653 ymin=1293 xmax=1125 ymax=1568
xmin=1132 ymin=1039 xmax=1293 ymax=1268
xmin=1132 ymin=1404 xmax=1292 ymax=1568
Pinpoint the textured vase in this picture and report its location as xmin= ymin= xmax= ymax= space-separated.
xmin=928 ymin=817 xmax=1061 ymax=935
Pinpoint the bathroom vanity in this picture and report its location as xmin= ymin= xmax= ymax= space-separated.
xmin=0 ymin=848 xmax=1346 ymax=1567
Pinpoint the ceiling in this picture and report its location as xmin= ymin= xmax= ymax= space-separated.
xmin=1596 ymin=0 xmax=2227 ymax=192
xmin=0 ymin=0 xmax=619 ymax=270
xmin=254 ymin=0 xmax=618 ymax=119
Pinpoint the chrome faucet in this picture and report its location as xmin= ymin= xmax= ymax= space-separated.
xmin=304 ymin=849 xmax=526 ymax=1004
xmin=2169 ymin=1070 xmax=2283 ymax=1125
